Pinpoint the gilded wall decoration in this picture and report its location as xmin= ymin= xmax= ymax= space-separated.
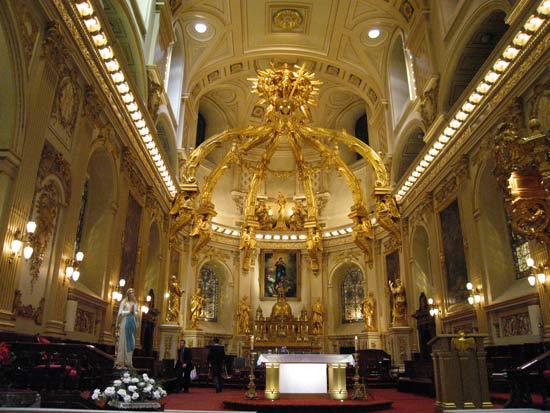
xmin=51 ymin=74 xmax=80 ymax=138
xmin=14 ymin=1 xmax=39 ymax=65
xmin=75 ymin=308 xmax=96 ymax=334
xmin=272 ymin=9 xmax=304 ymax=32
xmin=29 ymin=182 xmax=60 ymax=286
xmin=399 ymin=0 xmax=414 ymax=22
xmin=12 ymin=290 xmax=44 ymax=325
xmin=82 ymin=87 xmax=104 ymax=123
xmin=419 ymin=79 xmax=439 ymax=127
xmin=121 ymin=149 xmax=148 ymax=200
xmin=439 ymin=200 xmax=469 ymax=306
xmin=36 ymin=141 xmax=72 ymax=202
xmin=146 ymin=69 xmax=162 ymax=120
xmin=501 ymin=312 xmax=532 ymax=337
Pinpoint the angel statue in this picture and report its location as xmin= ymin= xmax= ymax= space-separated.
xmin=169 ymin=191 xmax=195 ymax=240
xmin=191 ymin=214 xmax=212 ymax=255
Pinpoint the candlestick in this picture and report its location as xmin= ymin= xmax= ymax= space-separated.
xmin=354 ymin=335 xmax=358 ymax=351
xmin=251 ymin=334 xmax=254 ymax=350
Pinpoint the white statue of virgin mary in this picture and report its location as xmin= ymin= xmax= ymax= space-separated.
xmin=115 ymin=288 xmax=138 ymax=368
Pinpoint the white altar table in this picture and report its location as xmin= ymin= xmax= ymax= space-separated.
xmin=256 ymin=354 xmax=355 ymax=400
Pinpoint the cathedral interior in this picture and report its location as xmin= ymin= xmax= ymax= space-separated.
xmin=0 ymin=0 xmax=548 ymax=411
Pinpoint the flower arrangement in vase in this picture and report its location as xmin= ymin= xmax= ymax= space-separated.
xmin=92 ymin=371 xmax=166 ymax=410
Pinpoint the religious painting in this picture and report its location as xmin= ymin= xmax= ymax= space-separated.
xmin=439 ymin=200 xmax=469 ymax=306
xmin=260 ymin=250 xmax=300 ymax=300
xmin=119 ymin=194 xmax=142 ymax=287
xmin=385 ymin=250 xmax=400 ymax=284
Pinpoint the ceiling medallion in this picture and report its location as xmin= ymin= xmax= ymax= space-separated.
xmin=273 ymin=9 xmax=303 ymax=30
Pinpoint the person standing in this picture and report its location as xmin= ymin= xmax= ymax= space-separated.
xmin=207 ymin=337 xmax=225 ymax=393
xmin=175 ymin=340 xmax=193 ymax=393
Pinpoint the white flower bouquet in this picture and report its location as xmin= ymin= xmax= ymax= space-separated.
xmin=92 ymin=371 xmax=167 ymax=409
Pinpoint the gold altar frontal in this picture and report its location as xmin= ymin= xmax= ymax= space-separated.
xmin=256 ymin=354 xmax=355 ymax=400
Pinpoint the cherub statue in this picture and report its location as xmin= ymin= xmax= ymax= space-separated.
xmin=375 ymin=195 xmax=401 ymax=243
xmin=169 ymin=191 xmax=196 ymax=240
xmin=289 ymin=199 xmax=306 ymax=230
xmin=255 ymin=200 xmax=273 ymax=230
xmin=306 ymin=226 xmax=322 ymax=272
xmin=352 ymin=216 xmax=374 ymax=268
xmin=240 ymin=226 xmax=257 ymax=271
xmin=191 ymin=214 xmax=212 ymax=255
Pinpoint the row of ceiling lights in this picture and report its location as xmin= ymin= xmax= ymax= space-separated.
xmin=395 ymin=2 xmax=549 ymax=202
xmin=74 ymin=1 xmax=176 ymax=196
xmin=210 ymin=223 xmax=354 ymax=240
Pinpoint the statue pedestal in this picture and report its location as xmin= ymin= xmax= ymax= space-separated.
xmin=159 ymin=324 xmax=181 ymax=360
xmin=385 ymin=326 xmax=412 ymax=367
xmin=183 ymin=330 xmax=206 ymax=348
xmin=365 ymin=331 xmax=382 ymax=349
xmin=429 ymin=334 xmax=493 ymax=412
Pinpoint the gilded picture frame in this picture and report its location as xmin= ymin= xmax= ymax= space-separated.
xmin=259 ymin=249 xmax=301 ymax=301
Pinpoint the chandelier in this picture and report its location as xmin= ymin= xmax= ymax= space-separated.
xmin=172 ymin=64 xmax=401 ymax=273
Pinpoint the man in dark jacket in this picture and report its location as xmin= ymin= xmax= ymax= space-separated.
xmin=207 ymin=337 xmax=225 ymax=393
xmin=174 ymin=340 xmax=193 ymax=392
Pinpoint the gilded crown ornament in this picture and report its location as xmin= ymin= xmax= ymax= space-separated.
xmin=174 ymin=63 xmax=400 ymax=273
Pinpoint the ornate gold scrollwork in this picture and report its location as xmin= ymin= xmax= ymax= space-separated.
xmin=180 ymin=64 xmax=400 ymax=257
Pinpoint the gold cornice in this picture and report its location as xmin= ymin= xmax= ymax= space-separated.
xmin=50 ymin=0 xmax=176 ymax=204
xmin=396 ymin=3 xmax=549 ymax=204
xmin=399 ymin=20 xmax=550 ymax=212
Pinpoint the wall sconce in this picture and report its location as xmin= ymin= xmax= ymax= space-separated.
xmin=112 ymin=278 xmax=126 ymax=302
xmin=427 ymin=297 xmax=440 ymax=317
xmin=466 ymin=282 xmax=482 ymax=305
xmin=526 ymin=258 xmax=548 ymax=287
xmin=9 ymin=221 xmax=36 ymax=261
xmin=65 ymin=251 xmax=84 ymax=282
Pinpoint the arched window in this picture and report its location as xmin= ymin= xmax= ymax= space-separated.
xmin=389 ymin=36 xmax=414 ymax=125
xmin=397 ymin=129 xmax=425 ymax=180
xmin=354 ymin=114 xmax=369 ymax=160
xmin=196 ymin=112 xmax=206 ymax=147
xmin=199 ymin=263 xmax=219 ymax=321
xmin=166 ymin=27 xmax=184 ymax=119
xmin=341 ymin=266 xmax=365 ymax=323
xmin=506 ymin=211 xmax=531 ymax=279
xmin=447 ymin=11 xmax=507 ymax=109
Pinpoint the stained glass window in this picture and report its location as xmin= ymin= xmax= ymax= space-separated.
xmin=199 ymin=264 xmax=219 ymax=321
xmin=341 ymin=266 xmax=365 ymax=323
xmin=507 ymin=214 xmax=531 ymax=279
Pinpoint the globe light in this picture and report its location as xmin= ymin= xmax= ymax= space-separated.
xmin=368 ymin=29 xmax=381 ymax=39
xmin=10 ymin=239 xmax=22 ymax=254
xmin=23 ymin=246 xmax=34 ymax=259
xmin=537 ymin=273 xmax=546 ymax=284
xmin=468 ymin=296 xmax=474 ymax=305
xmin=66 ymin=266 xmax=74 ymax=278
xmin=466 ymin=282 xmax=473 ymax=291
xmin=194 ymin=23 xmax=207 ymax=33
xmin=72 ymin=270 xmax=80 ymax=282
xmin=26 ymin=221 xmax=37 ymax=234
xmin=528 ymin=275 xmax=536 ymax=286
xmin=75 ymin=251 xmax=84 ymax=262
xmin=146 ymin=295 xmax=152 ymax=302
xmin=427 ymin=298 xmax=434 ymax=305
xmin=526 ymin=257 xmax=535 ymax=267
xmin=119 ymin=278 xmax=126 ymax=287
xmin=141 ymin=305 xmax=149 ymax=314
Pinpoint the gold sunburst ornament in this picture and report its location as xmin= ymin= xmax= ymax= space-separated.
xmin=176 ymin=63 xmax=400 ymax=274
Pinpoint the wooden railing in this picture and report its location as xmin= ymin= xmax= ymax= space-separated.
xmin=502 ymin=350 xmax=550 ymax=408
xmin=1 ymin=342 xmax=114 ymax=392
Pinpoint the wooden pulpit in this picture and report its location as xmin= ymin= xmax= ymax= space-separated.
xmin=428 ymin=334 xmax=493 ymax=412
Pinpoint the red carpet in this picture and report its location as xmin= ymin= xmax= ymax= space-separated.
xmin=165 ymin=388 xmax=436 ymax=412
